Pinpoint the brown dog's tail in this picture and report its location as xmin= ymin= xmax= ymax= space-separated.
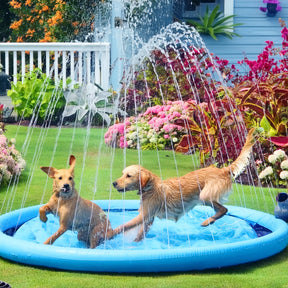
xmin=227 ymin=127 xmax=263 ymax=179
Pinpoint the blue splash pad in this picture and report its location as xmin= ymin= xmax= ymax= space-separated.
xmin=13 ymin=206 xmax=257 ymax=250
xmin=0 ymin=200 xmax=288 ymax=272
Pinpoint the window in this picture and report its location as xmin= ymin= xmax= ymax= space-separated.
xmin=173 ymin=0 xmax=233 ymax=20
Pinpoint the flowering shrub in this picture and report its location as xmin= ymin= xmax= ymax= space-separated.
xmin=105 ymin=101 xmax=189 ymax=150
xmin=232 ymin=19 xmax=288 ymax=83
xmin=0 ymin=129 xmax=25 ymax=185
xmin=105 ymin=98 xmax=247 ymax=169
xmin=120 ymin=44 xmax=221 ymax=115
xmin=9 ymin=0 xmax=100 ymax=42
xmin=258 ymin=149 xmax=288 ymax=188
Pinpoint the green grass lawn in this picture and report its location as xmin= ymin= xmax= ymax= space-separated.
xmin=0 ymin=125 xmax=288 ymax=288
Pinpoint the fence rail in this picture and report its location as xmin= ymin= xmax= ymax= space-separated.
xmin=0 ymin=42 xmax=110 ymax=90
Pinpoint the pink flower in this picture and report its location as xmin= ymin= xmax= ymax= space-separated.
xmin=172 ymin=111 xmax=181 ymax=118
xmin=0 ymin=135 xmax=7 ymax=145
xmin=1 ymin=149 xmax=8 ymax=155
xmin=119 ymin=136 xmax=128 ymax=148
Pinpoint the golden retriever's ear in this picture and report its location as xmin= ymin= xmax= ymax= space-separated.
xmin=140 ymin=170 xmax=150 ymax=189
xmin=40 ymin=166 xmax=57 ymax=178
xmin=69 ymin=155 xmax=76 ymax=172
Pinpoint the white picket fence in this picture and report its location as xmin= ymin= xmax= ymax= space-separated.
xmin=0 ymin=42 xmax=110 ymax=90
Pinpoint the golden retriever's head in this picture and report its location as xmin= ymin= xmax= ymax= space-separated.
xmin=113 ymin=165 xmax=151 ymax=193
xmin=41 ymin=155 xmax=76 ymax=198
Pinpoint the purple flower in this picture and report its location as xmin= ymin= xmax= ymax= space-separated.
xmin=263 ymin=0 xmax=280 ymax=4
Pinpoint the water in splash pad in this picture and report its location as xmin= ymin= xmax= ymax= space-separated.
xmin=14 ymin=206 xmax=259 ymax=250
xmin=1 ymin=201 xmax=287 ymax=272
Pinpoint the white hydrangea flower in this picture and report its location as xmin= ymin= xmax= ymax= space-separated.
xmin=147 ymin=131 xmax=153 ymax=139
xmin=273 ymin=149 xmax=286 ymax=160
xmin=279 ymin=171 xmax=288 ymax=180
xmin=172 ymin=137 xmax=178 ymax=143
xmin=259 ymin=166 xmax=274 ymax=179
xmin=129 ymin=132 xmax=137 ymax=140
xmin=150 ymin=137 xmax=157 ymax=143
xmin=280 ymin=159 xmax=288 ymax=170
xmin=268 ymin=154 xmax=278 ymax=164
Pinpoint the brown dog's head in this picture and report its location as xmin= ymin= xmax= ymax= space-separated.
xmin=113 ymin=165 xmax=152 ymax=193
xmin=41 ymin=155 xmax=76 ymax=197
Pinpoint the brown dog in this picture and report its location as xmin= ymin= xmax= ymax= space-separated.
xmin=39 ymin=155 xmax=114 ymax=248
xmin=113 ymin=128 xmax=263 ymax=242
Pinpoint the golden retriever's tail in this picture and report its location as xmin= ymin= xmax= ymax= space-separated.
xmin=228 ymin=127 xmax=263 ymax=179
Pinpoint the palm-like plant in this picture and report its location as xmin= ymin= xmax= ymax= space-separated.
xmin=63 ymin=83 xmax=121 ymax=126
xmin=186 ymin=5 xmax=242 ymax=40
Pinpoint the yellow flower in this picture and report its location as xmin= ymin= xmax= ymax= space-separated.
xmin=10 ymin=19 xmax=22 ymax=30
xmin=47 ymin=10 xmax=63 ymax=26
xmin=42 ymin=5 xmax=49 ymax=12
xmin=39 ymin=31 xmax=53 ymax=42
xmin=27 ymin=28 xmax=35 ymax=37
xmin=16 ymin=36 xmax=23 ymax=42
xmin=10 ymin=0 xmax=21 ymax=9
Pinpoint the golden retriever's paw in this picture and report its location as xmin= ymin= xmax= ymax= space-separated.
xmin=201 ymin=217 xmax=215 ymax=227
xmin=39 ymin=214 xmax=48 ymax=223
xmin=113 ymin=226 xmax=124 ymax=235
xmin=134 ymin=234 xmax=145 ymax=242
xmin=43 ymin=239 xmax=52 ymax=245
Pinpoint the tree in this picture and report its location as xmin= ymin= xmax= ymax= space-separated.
xmin=9 ymin=0 xmax=102 ymax=42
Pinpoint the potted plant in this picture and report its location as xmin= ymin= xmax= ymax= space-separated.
xmin=260 ymin=0 xmax=281 ymax=17
xmin=186 ymin=5 xmax=242 ymax=40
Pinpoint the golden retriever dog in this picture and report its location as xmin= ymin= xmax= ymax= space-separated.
xmin=113 ymin=128 xmax=263 ymax=242
xmin=39 ymin=155 xmax=114 ymax=248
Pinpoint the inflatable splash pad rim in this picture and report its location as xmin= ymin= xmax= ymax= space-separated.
xmin=0 ymin=200 xmax=288 ymax=273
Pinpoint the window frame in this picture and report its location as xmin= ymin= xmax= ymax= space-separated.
xmin=224 ymin=0 xmax=234 ymax=17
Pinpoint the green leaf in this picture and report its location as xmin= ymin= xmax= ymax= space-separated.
xmin=208 ymin=27 xmax=217 ymax=40
xmin=214 ymin=14 xmax=236 ymax=27
xmin=207 ymin=5 xmax=220 ymax=27
xmin=260 ymin=116 xmax=272 ymax=133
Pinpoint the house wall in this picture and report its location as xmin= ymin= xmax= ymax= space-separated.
xmin=201 ymin=0 xmax=288 ymax=68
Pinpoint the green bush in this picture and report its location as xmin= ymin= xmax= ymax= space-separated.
xmin=8 ymin=69 xmax=66 ymax=125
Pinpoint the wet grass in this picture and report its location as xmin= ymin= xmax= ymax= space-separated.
xmin=0 ymin=124 xmax=287 ymax=288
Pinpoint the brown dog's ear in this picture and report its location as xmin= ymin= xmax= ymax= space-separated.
xmin=40 ymin=166 xmax=57 ymax=178
xmin=140 ymin=169 xmax=150 ymax=189
xmin=69 ymin=155 xmax=76 ymax=172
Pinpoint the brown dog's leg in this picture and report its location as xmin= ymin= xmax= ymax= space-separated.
xmin=89 ymin=225 xmax=115 ymax=249
xmin=39 ymin=204 xmax=51 ymax=223
xmin=43 ymin=226 xmax=67 ymax=245
xmin=114 ymin=214 xmax=146 ymax=236
xmin=134 ymin=218 xmax=154 ymax=242
xmin=201 ymin=201 xmax=228 ymax=227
